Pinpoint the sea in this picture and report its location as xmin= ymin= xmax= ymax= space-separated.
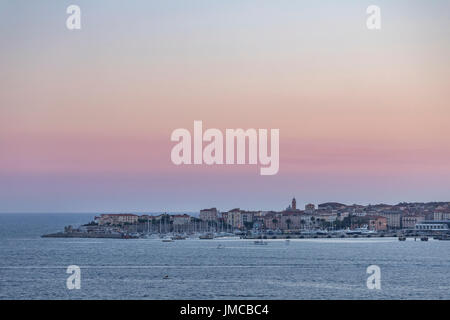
xmin=0 ymin=213 xmax=449 ymax=300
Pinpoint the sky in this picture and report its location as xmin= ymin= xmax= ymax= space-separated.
xmin=0 ymin=0 xmax=449 ymax=213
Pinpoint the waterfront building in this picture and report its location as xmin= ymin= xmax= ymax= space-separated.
xmin=378 ymin=211 xmax=402 ymax=229
xmin=227 ymin=208 xmax=242 ymax=229
xmin=252 ymin=211 xmax=264 ymax=218
xmin=240 ymin=211 xmax=255 ymax=227
xmin=200 ymin=208 xmax=218 ymax=221
xmin=279 ymin=213 xmax=302 ymax=230
xmin=220 ymin=211 xmax=229 ymax=222
xmin=433 ymin=210 xmax=450 ymax=221
xmin=299 ymin=214 xmax=314 ymax=229
xmin=402 ymin=215 xmax=425 ymax=229
xmin=415 ymin=223 xmax=449 ymax=231
xmin=364 ymin=215 xmax=387 ymax=231
xmin=263 ymin=211 xmax=282 ymax=230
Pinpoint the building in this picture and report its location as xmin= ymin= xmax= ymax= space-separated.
xmin=240 ymin=211 xmax=255 ymax=227
xmin=353 ymin=211 xmax=367 ymax=217
xmin=172 ymin=214 xmax=191 ymax=225
xmin=279 ymin=213 xmax=302 ymax=230
xmin=200 ymin=208 xmax=218 ymax=222
xmin=365 ymin=215 xmax=387 ymax=231
xmin=98 ymin=214 xmax=139 ymax=226
xmin=299 ymin=214 xmax=314 ymax=229
xmin=220 ymin=211 xmax=229 ymax=223
xmin=433 ymin=210 xmax=450 ymax=221
xmin=378 ymin=211 xmax=402 ymax=229
xmin=415 ymin=223 xmax=449 ymax=232
xmin=252 ymin=214 xmax=264 ymax=229
xmin=305 ymin=203 xmax=315 ymax=213
xmin=285 ymin=198 xmax=301 ymax=212
xmin=337 ymin=211 xmax=350 ymax=221
xmin=402 ymin=215 xmax=425 ymax=229
xmin=316 ymin=212 xmax=338 ymax=223
xmin=263 ymin=212 xmax=281 ymax=230
xmin=227 ymin=208 xmax=242 ymax=229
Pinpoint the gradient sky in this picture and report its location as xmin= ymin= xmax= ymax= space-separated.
xmin=0 ymin=0 xmax=449 ymax=213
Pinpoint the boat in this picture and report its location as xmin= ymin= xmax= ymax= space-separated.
xmin=215 ymin=232 xmax=236 ymax=238
xmin=254 ymin=240 xmax=268 ymax=245
xmin=199 ymin=233 xmax=214 ymax=240
xmin=398 ymin=236 xmax=406 ymax=241
xmin=345 ymin=226 xmax=375 ymax=235
xmin=142 ymin=233 xmax=159 ymax=239
xmin=420 ymin=236 xmax=428 ymax=241
xmin=435 ymin=235 xmax=450 ymax=241
xmin=253 ymin=231 xmax=268 ymax=245
xmin=171 ymin=235 xmax=187 ymax=240
xmin=162 ymin=238 xmax=174 ymax=242
xmin=217 ymin=244 xmax=225 ymax=249
xmin=122 ymin=233 xmax=140 ymax=239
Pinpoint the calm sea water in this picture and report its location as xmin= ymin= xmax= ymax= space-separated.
xmin=0 ymin=213 xmax=449 ymax=300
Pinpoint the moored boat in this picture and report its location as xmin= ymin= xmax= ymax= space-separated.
xmin=199 ymin=233 xmax=214 ymax=239
xmin=254 ymin=239 xmax=268 ymax=245
xmin=434 ymin=235 xmax=450 ymax=241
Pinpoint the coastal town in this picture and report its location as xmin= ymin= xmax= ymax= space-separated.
xmin=42 ymin=199 xmax=450 ymax=241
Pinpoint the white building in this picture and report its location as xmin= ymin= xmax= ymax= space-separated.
xmin=98 ymin=214 xmax=139 ymax=226
xmin=415 ymin=223 xmax=449 ymax=231
xmin=172 ymin=214 xmax=191 ymax=225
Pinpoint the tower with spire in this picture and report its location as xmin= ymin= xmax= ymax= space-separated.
xmin=292 ymin=197 xmax=297 ymax=210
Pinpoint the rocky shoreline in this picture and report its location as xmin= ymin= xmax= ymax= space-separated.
xmin=41 ymin=232 xmax=132 ymax=239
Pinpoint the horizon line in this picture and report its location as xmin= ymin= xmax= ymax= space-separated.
xmin=1 ymin=200 xmax=449 ymax=215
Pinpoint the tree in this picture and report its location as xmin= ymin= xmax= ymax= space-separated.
xmin=300 ymin=219 xmax=306 ymax=230
xmin=286 ymin=219 xmax=292 ymax=230
xmin=272 ymin=218 xmax=278 ymax=229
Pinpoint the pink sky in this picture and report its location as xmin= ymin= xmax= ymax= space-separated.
xmin=0 ymin=1 xmax=449 ymax=212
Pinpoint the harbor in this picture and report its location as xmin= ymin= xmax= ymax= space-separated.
xmin=41 ymin=200 xmax=450 ymax=242
xmin=41 ymin=225 xmax=450 ymax=241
